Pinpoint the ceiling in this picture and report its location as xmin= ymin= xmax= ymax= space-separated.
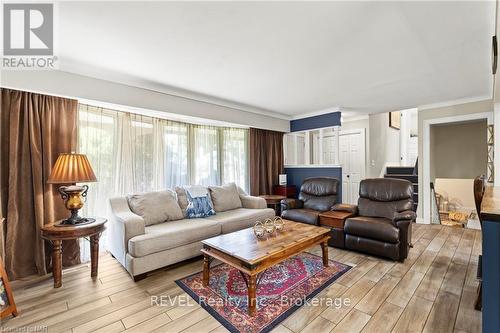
xmin=57 ymin=1 xmax=495 ymax=118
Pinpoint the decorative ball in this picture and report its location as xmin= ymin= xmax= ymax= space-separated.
xmin=274 ymin=216 xmax=284 ymax=231
xmin=264 ymin=218 xmax=276 ymax=235
xmin=253 ymin=221 xmax=265 ymax=238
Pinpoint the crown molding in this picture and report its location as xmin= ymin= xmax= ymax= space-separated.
xmin=77 ymin=98 xmax=250 ymax=128
xmin=59 ymin=61 xmax=292 ymax=121
xmin=291 ymin=107 xmax=341 ymax=120
xmin=418 ymin=95 xmax=492 ymax=111
xmin=342 ymin=115 xmax=369 ymax=122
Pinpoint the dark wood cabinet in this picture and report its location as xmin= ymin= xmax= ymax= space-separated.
xmin=273 ymin=185 xmax=297 ymax=198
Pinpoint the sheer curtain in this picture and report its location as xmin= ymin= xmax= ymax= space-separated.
xmin=78 ymin=104 xmax=249 ymax=262
xmin=164 ymin=120 xmax=188 ymax=188
xmin=222 ymin=128 xmax=249 ymax=192
xmin=79 ymin=105 xmax=119 ymax=262
xmin=191 ymin=125 xmax=220 ymax=186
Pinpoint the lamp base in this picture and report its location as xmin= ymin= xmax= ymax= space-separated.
xmin=56 ymin=210 xmax=96 ymax=227
xmin=56 ymin=185 xmax=95 ymax=227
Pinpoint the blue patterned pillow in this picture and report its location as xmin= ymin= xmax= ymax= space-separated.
xmin=185 ymin=192 xmax=216 ymax=218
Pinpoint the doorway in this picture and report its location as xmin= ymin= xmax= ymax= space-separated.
xmin=339 ymin=129 xmax=366 ymax=204
xmin=422 ymin=112 xmax=493 ymax=224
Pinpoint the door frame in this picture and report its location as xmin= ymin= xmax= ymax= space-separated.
xmin=422 ymin=111 xmax=493 ymax=225
xmin=339 ymin=128 xmax=366 ymax=203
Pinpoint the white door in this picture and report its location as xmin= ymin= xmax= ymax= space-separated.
xmin=322 ymin=133 xmax=336 ymax=164
xmin=339 ymin=130 xmax=365 ymax=204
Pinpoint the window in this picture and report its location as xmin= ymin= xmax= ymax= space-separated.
xmin=77 ymin=104 xmax=249 ymax=261
xmin=222 ymin=128 xmax=249 ymax=191
xmin=131 ymin=115 xmax=154 ymax=192
xmin=192 ymin=126 xmax=219 ymax=186
xmin=164 ymin=121 xmax=189 ymax=188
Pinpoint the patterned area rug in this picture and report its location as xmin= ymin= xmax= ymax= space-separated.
xmin=175 ymin=252 xmax=351 ymax=333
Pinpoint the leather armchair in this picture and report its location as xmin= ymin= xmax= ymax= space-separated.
xmin=281 ymin=177 xmax=339 ymax=225
xmin=337 ymin=178 xmax=416 ymax=261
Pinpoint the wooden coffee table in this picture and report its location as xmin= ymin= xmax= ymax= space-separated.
xmin=201 ymin=220 xmax=330 ymax=316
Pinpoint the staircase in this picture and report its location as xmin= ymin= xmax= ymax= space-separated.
xmin=384 ymin=166 xmax=418 ymax=212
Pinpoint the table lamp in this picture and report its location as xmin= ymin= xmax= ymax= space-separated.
xmin=47 ymin=153 xmax=97 ymax=226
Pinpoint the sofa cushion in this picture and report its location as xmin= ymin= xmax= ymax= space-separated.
xmin=127 ymin=190 xmax=184 ymax=226
xmin=208 ymin=183 xmax=242 ymax=212
xmin=207 ymin=208 xmax=275 ymax=234
xmin=175 ymin=186 xmax=189 ymax=216
xmin=344 ymin=216 xmax=399 ymax=243
xmin=128 ymin=219 xmax=221 ymax=257
xmin=281 ymin=208 xmax=320 ymax=225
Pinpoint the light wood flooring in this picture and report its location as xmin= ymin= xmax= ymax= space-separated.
xmin=2 ymin=223 xmax=481 ymax=333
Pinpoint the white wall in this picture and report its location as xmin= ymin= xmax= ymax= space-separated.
xmin=368 ymin=112 xmax=401 ymax=177
xmin=0 ymin=70 xmax=290 ymax=132
xmin=399 ymin=109 xmax=418 ymax=166
xmin=430 ymin=120 xmax=487 ymax=180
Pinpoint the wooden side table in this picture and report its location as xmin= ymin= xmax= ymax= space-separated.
xmin=259 ymin=195 xmax=286 ymax=216
xmin=41 ymin=217 xmax=107 ymax=288
xmin=318 ymin=211 xmax=355 ymax=248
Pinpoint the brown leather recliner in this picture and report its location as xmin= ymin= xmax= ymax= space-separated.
xmin=280 ymin=177 xmax=339 ymax=225
xmin=335 ymin=178 xmax=416 ymax=261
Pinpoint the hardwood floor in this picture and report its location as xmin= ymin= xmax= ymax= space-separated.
xmin=2 ymin=224 xmax=481 ymax=333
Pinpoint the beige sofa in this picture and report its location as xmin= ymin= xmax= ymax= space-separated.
xmin=108 ymin=185 xmax=274 ymax=279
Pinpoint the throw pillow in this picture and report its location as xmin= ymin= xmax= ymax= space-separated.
xmin=127 ymin=190 xmax=184 ymax=226
xmin=185 ymin=191 xmax=216 ymax=218
xmin=176 ymin=185 xmax=214 ymax=217
xmin=208 ymin=183 xmax=242 ymax=212
xmin=175 ymin=186 xmax=189 ymax=217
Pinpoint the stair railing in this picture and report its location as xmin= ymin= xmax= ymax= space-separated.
xmin=430 ymin=182 xmax=441 ymax=225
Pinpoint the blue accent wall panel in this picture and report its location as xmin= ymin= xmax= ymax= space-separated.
xmin=482 ymin=220 xmax=500 ymax=333
xmin=290 ymin=112 xmax=341 ymax=132
xmin=284 ymin=167 xmax=342 ymax=202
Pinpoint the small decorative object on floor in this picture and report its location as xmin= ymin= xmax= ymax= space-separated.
xmin=0 ymin=256 xmax=18 ymax=319
xmin=47 ymin=153 xmax=98 ymax=226
xmin=439 ymin=210 xmax=472 ymax=228
xmin=253 ymin=221 xmax=265 ymax=238
xmin=273 ymin=216 xmax=284 ymax=231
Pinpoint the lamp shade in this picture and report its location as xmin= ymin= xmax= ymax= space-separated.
xmin=47 ymin=153 xmax=97 ymax=184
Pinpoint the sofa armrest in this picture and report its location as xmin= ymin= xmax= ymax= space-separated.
xmin=280 ymin=198 xmax=303 ymax=212
xmin=393 ymin=210 xmax=417 ymax=223
xmin=240 ymin=195 xmax=267 ymax=209
xmin=332 ymin=203 xmax=358 ymax=215
xmin=108 ymin=197 xmax=145 ymax=266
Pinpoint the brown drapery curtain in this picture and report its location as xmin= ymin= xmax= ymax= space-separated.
xmin=249 ymin=128 xmax=284 ymax=196
xmin=0 ymin=88 xmax=80 ymax=280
